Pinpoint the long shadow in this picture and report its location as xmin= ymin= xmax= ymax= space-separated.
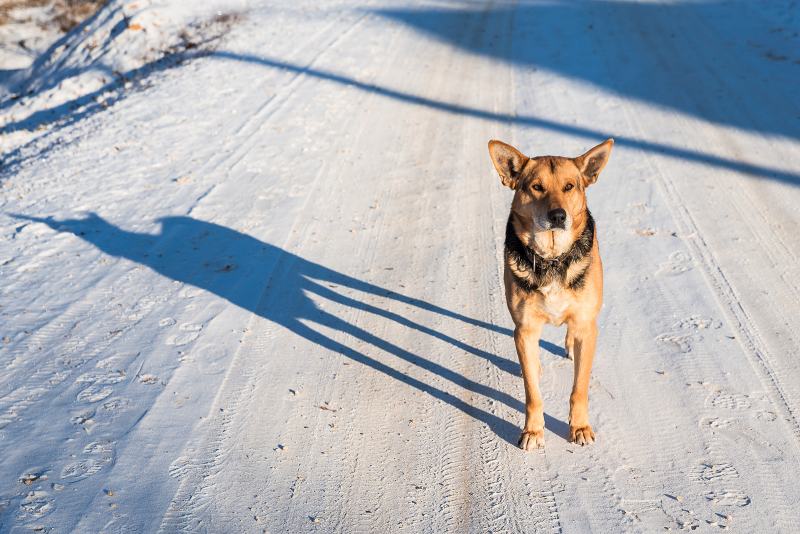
xmin=206 ymin=51 xmax=800 ymax=185
xmin=4 ymin=46 xmax=798 ymax=185
xmin=4 ymin=4 xmax=800 ymax=185
xmin=14 ymin=213 xmax=571 ymax=443
xmin=374 ymin=1 xmax=800 ymax=142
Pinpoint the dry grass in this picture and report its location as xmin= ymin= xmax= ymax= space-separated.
xmin=52 ymin=0 xmax=106 ymax=31
xmin=0 ymin=0 xmax=105 ymax=30
xmin=0 ymin=0 xmax=50 ymax=25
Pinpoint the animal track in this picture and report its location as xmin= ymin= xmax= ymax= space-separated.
xmin=656 ymin=251 xmax=693 ymax=276
xmin=70 ymin=408 xmax=96 ymax=431
xmin=708 ymin=393 xmax=751 ymax=410
xmin=656 ymin=333 xmax=694 ymax=353
xmin=756 ymin=410 xmax=777 ymax=422
xmin=701 ymin=417 xmax=735 ymax=430
xmin=676 ymin=315 xmax=722 ymax=330
xmin=656 ymin=315 xmax=721 ymax=354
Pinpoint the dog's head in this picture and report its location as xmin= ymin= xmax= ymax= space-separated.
xmin=488 ymin=138 xmax=613 ymax=259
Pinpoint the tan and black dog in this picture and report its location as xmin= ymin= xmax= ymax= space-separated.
xmin=488 ymin=138 xmax=613 ymax=450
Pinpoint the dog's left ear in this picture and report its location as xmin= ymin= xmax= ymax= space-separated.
xmin=575 ymin=138 xmax=614 ymax=186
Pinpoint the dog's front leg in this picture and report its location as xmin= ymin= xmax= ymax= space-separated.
xmin=514 ymin=321 xmax=545 ymax=450
xmin=567 ymin=318 xmax=597 ymax=445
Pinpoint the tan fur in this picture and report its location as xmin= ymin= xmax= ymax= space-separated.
xmin=488 ymin=138 xmax=613 ymax=450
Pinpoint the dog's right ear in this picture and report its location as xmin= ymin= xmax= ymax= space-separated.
xmin=488 ymin=140 xmax=528 ymax=190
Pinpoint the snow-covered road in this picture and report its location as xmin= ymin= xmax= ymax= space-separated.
xmin=2 ymin=1 xmax=800 ymax=532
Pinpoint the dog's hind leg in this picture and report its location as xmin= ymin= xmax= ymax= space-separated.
xmin=514 ymin=321 xmax=546 ymax=450
xmin=564 ymin=328 xmax=575 ymax=360
xmin=567 ymin=318 xmax=597 ymax=445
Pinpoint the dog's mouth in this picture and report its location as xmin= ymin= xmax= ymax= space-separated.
xmin=511 ymin=212 xmax=574 ymax=259
xmin=531 ymin=227 xmax=573 ymax=259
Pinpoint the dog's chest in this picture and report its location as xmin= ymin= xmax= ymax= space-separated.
xmin=534 ymin=282 xmax=571 ymax=322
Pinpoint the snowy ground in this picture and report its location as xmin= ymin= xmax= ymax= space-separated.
xmin=1 ymin=0 xmax=800 ymax=532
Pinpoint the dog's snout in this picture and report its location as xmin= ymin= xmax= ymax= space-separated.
xmin=547 ymin=208 xmax=567 ymax=228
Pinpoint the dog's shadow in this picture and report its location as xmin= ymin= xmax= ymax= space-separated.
xmin=15 ymin=213 xmax=572 ymax=444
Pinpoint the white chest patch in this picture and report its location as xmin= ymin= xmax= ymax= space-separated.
xmin=536 ymin=282 xmax=570 ymax=322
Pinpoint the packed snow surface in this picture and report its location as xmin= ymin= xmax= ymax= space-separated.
xmin=1 ymin=0 xmax=800 ymax=532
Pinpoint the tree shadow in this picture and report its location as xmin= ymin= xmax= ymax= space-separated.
xmin=0 ymin=7 xmax=229 ymax=174
xmin=4 ymin=4 xmax=800 ymax=184
xmin=13 ymin=212 xmax=573 ymax=444
xmin=374 ymin=1 xmax=800 ymax=142
xmin=206 ymin=51 xmax=800 ymax=185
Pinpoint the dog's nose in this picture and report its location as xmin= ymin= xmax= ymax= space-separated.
xmin=548 ymin=208 xmax=567 ymax=228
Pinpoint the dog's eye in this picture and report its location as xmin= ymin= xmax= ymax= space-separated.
xmin=532 ymin=184 xmax=544 ymax=192
xmin=564 ymin=183 xmax=574 ymax=192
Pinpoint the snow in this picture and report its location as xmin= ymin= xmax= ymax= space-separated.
xmin=1 ymin=0 xmax=800 ymax=531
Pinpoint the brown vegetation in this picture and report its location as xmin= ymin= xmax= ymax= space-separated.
xmin=0 ymin=0 xmax=105 ymax=31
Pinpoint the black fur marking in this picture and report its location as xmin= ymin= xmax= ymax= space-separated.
xmin=505 ymin=211 xmax=594 ymax=293
xmin=568 ymin=262 xmax=589 ymax=291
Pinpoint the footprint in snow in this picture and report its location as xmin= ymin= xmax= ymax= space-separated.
xmin=705 ymin=490 xmax=751 ymax=507
xmin=138 ymin=374 xmax=159 ymax=385
xmin=166 ymin=323 xmax=203 ymax=346
xmin=656 ymin=315 xmax=720 ymax=354
xmin=76 ymin=370 xmax=126 ymax=385
xmin=696 ymin=462 xmax=739 ymax=482
xmin=756 ymin=410 xmax=777 ymax=422
xmin=655 ymin=332 xmax=694 ymax=353
xmin=70 ymin=408 xmax=96 ymax=431
xmin=676 ymin=315 xmax=722 ymax=330
xmin=77 ymin=384 xmax=113 ymax=403
xmin=19 ymin=490 xmax=54 ymax=518
xmin=179 ymin=287 xmax=203 ymax=299
xmin=708 ymin=392 xmax=751 ymax=410
xmin=101 ymin=397 xmax=131 ymax=411
xmin=60 ymin=441 xmax=114 ymax=482
xmin=655 ymin=250 xmax=693 ymax=276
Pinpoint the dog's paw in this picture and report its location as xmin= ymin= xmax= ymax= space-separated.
xmin=518 ymin=429 xmax=545 ymax=451
xmin=570 ymin=425 xmax=595 ymax=446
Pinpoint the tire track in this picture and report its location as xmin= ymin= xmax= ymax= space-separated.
xmin=160 ymin=8 xmax=407 ymax=520
xmin=185 ymin=10 xmax=373 ymax=217
xmin=480 ymin=115 xmax=564 ymax=534
xmin=618 ymin=96 xmax=800 ymax=453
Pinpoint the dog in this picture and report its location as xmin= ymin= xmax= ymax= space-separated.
xmin=488 ymin=138 xmax=613 ymax=450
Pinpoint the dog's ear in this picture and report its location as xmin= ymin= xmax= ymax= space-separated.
xmin=575 ymin=138 xmax=614 ymax=186
xmin=488 ymin=140 xmax=528 ymax=190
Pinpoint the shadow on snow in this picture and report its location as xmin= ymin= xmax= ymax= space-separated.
xmin=2 ymin=1 xmax=799 ymax=184
xmin=14 ymin=212 xmax=572 ymax=444
xmin=374 ymin=1 xmax=800 ymax=143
